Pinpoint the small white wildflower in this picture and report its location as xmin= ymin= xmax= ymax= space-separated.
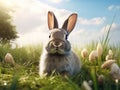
xmin=4 ymin=53 xmax=15 ymax=66
xmin=82 ymin=81 xmax=92 ymax=90
xmin=110 ymin=63 xmax=120 ymax=79
xmin=98 ymin=74 xmax=105 ymax=84
xmin=97 ymin=43 xmax=103 ymax=57
xmin=88 ymin=80 xmax=93 ymax=86
xmin=89 ymin=50 xmax=98 ymax=62
xmin=109 ymin=49 xmax=113 ymax=56
xmin=81 ymin=48 xmax=89 ymax=59
xmin=110 ymin=63 xmax=119 ymax=74
xmin=105 ymin=54 xmax=113 ymax=61
xmin=3 ymin=81 xmax=7 ymax=86
xmin=101 ymin=60 xmax=116 ymax=69
xmin=115 ymin=79 xmax=119 ymax=84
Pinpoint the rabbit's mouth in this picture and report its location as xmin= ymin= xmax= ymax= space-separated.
xmin=49 ymin=48 xmax=65 ymax=55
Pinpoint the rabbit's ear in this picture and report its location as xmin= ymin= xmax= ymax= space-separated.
xmin=48 ymin=11 xmax=58 ymax=30
xmin=62 ymin=13 xmax=77 ymax=34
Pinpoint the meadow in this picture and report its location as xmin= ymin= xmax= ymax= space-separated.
xmin=0 ymin=25 xmax=120 ymax=90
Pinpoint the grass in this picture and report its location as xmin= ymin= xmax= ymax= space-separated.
xmin=0 ymin=23 xmax=120 ymax=90
xmin=0 ymin=44 xmax=81 ymax=90
xmin=0 ymin=42 xmax=120 ymax=90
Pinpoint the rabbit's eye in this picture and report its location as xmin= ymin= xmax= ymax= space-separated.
xmin=49 ymin=34 xmax=51 ymax=38
xmin=65 ymin=34 xmax=68 ymax=40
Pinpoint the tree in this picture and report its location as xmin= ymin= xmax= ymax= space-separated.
xmin=0 ymin=3 xmax=18 ymax=44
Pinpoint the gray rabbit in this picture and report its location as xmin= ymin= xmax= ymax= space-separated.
xmin=39 ymin=11 xmax=81 ymax=76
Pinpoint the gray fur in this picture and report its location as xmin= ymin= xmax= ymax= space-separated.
xmin=39 ymin=11 xmax=81 ymax=76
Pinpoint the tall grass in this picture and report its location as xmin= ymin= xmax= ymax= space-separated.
xmin=0 ymin=41 xmax=120 ymax=90
xmin=0 ymin=44 xmax=42 ymax=65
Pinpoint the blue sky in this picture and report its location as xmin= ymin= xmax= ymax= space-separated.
xmin=41 ymin=0 xmax=120 ymax=17
xmin=1 ymin=0 xmax=120 ymax=46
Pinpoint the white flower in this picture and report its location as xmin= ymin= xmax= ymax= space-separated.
xmin=101 ymin=60 xmax=116 ymax=69
xmin=3 ymin=81 xmax=7 ymax=86
xmin=115 ymin=79 xmax=119 ymax=84
xmin=4 ymin=53 xmax=15 ymax=66
xmin=110 ymin=63 xmax=119 ymax=73
xmin=81 ymin=81 xmax=92 ymax=90
xmin=110 ymin=63 xmax=120 ymax=79
xmin=88 ymin=80 xmax=93 ymax=86
xmin=97 ymin=43 xmax=103 ymax=57
xmin=89 ymin=50 xmax=98 ymax=62
xmin=109 ymin=49 xmax=113 ymax=56
xmin=105 ymin=54 xmax=113 ymax=61
xmin=98 ymin=74 xmax=105 ymax=84
xmin=81 ymin=48 xmax=89 ymax=59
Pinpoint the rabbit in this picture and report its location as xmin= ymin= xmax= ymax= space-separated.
xmin=39 ymin=11 xmax=81 ymax=76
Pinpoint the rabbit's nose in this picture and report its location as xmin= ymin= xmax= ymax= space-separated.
xmin=53 ymin=41 xmax=62 ymax=48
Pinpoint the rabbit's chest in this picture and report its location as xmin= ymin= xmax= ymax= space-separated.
xmin=45 ymin=55 xmax=73 ymax=73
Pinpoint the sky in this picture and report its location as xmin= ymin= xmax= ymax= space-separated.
xmin=0 ymin=0 xmax=120 ymax=47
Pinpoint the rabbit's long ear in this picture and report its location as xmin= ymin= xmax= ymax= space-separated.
xmin=62 ymin=13 xmax=77 ymax=34
xmin=48 ymin=11 xmax=58 ymax=30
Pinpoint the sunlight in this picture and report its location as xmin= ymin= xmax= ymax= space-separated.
xmin=0 ymin=0 xmax=13 ymax=7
